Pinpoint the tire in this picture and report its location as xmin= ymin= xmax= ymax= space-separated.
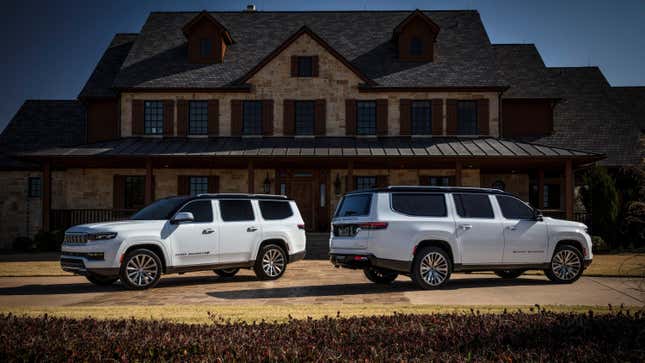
xmin=363 ymin=267 xmax=398 ymax=284
xmin=254 ymin=244 xmax=287 ymax=280
xmin=86 ymin=274 xmax=118 ymax=286
xmin=544 ymin=244 xmax=584 ymax=284
xmin=214 ymin=268 xmax=240 ymax=277
xmin=411 ymin=246 xmax=452 ymax=289
xmin=494 ymin=269 xmax=526 ymax=279
xmin=119 ymin=248 xmax=162 ymax=290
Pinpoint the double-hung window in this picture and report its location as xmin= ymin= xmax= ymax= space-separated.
xmin=188 ymin=101 xmax=208 ymax=135
xmin=410 ymin=37 xmax=423 ymax=56
xmin=295 ymin=101 xmax=315 ymax=135
xmin=411 ymin=101 xmax=432 ymax=134
xmin=242 ymin=101 xmax=263 ymax=135
xmin=355 ymin=176 xmax=377 ymax=191
xmin=144 ymin=101 xmax=164 ymax=135
xmin=297 ymin=56 xmax=313 ymax=77
xmin=189 ymin=176 xmax=209 ymax=196
xmin=356 ymin=101 xmax=376 ymax=136
xmin=457 ymin=101 xmax=478 ymax=135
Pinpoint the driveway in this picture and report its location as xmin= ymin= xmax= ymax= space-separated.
xmin=0 ymin=261 xmax=642 ymax=308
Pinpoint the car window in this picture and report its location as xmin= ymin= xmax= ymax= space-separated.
xmin=131 ymin=196 xmax=190 ymax=220
xmin=391 ymin=193 xmax=447 ymax=217
xmin=219 ymin=199 xmax=255 ymax=222
xmin=453 ymin=193 xmax=494 ymax=219
xmin=496 ymin=195 xmax=535 ymax=220
xmin=178 ymin=200 xmax=213 ymax=223
xmin=259 ymin=201 xmax=293 ymax=220
xmin=335 ymin=194 xmax=372 ymax=217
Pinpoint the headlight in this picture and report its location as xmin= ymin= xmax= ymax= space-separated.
xmin=87 ymin=232 xmax=118 ymax=241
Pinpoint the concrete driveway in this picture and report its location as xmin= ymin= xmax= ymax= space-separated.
xmin=0 ymin=261 xmax=642 ymax=308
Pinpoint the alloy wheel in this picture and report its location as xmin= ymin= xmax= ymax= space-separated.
xmin=420 ymin=251 xmax=449 ymax=286
xmin=551 ymin=249 xmax=581 ymax=281
xmin=126 ymin=254 xmax=159 ymax=287
xmin=261 ymin=248 xmax=285 ymax=278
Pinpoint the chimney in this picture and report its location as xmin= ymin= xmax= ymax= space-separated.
xmin=245 ymin=4 xmax=256 ymax=12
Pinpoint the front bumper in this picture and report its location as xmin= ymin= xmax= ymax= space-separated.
xmin=583 ymin=258 xmax=593 ymax=269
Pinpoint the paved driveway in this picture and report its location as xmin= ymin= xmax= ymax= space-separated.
xmin=0 ymin=261 xmax=642 ymax=308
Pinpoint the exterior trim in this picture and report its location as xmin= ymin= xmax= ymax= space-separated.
xmin=330 ymin=253 xmax=412 ymax=274
xmin=359 ymin=86 xmax=510 ymax=92
xmin=289 ymin=251 xmax=306 ymax=263
xmin=453 ymin=263 xmax=550 ymax=272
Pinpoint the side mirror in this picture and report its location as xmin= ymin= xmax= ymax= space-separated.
xmin=171 ymin=211 xmax=194 ymax=224
xmin=534 ymin=209 xmax=544 ymax=221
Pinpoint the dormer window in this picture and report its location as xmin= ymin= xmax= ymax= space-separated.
xmin=410 ymin=37 xmax=423 ymax=56
xmin=182 ymin=11 xmax=233 ymax=64
xmin=393 ymin=10 xmax=440 ymax=62
xmin=199 ymin=38 xmax=212 ymax=57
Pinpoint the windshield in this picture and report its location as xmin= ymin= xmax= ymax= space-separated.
xmin=130 ymin=197 xmax=190 ymax=220
xmin=335 ymin=194 xmax=372 ymax=217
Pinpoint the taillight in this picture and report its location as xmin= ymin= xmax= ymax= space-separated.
xmin=297 ymin=224 xmax=305 ymax=230
xmin=358 ymin=222 xmax=388 ymax=230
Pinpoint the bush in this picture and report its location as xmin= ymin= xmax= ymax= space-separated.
xmin=622 ymin=201 xmax=645 ymax=247
xmin=10 ymin=237 xmax=33 ymax=251
xmin=32 ymin=230 xmax=63 ymax=252
xmin=591 ymin=235 xmax=609 ymax=252
xmin=0 ymin=310 xmax=643 ymax=362
xmin=580 ymin=166 xmax=619 ymax=246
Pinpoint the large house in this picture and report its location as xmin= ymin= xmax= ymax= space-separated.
xmin=0 ymin=8 xmax=642 ymax=246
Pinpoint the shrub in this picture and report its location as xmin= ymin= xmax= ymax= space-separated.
xmin=622 ymin=201 xmax=645 ymax=247
xmin=580 ymin=166 xmax=619 ymax=246
xmin=10 ymin=236 xmax=33 ymax=252
xmin=32 ymin=230 xmax=63 ymax=252
xmin=0 ymin=310 xmax=643 ymax=362
xmin=591 ymin=235 xmax=609 ymax=252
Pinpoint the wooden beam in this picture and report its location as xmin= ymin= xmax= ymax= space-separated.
xmin=564 ymin=160 xmax=573 ymax=220
xmin=42 ymin=162 xmax=51 ymax=232
xmin=537 ymin=169 xmax=545 ymax=209
xmin=145 ymin=159 xmax=153 ymax=205
xmin=347 ymin=160 xmax=354 ymax=192
xmin=455 ymin=161 xmax=462 ymax=186
xmin=248 ymin=161 xmax=254 ymax=193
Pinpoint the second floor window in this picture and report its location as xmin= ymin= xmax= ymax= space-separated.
xmin=410 ymin=37 xmax=423 ymax=56
xmin=200 ymin=38 xmax=212 ymax=57
xmin=242 ymin=101 xmax=263 ymax=135
xmin=355 ymin=176 xmax=377 ymax=191
xmin=411 ymin=101 xmax=432 ymax=134
xmin=457 ymin=101 xmax=478 ymax=135
xmin=356 ymin=101 xmax=376 ymax=135
xmin=144 ymin=101 xmax=164 ymax=135
xmin=295 ymin=101 xmax=315 ymax=135
xmin=189 ymin=101 xmax=208 ymax=135
xmin=189 ymin=176 xmax=209 ymax=195
xmin=297 ymin=56 xmax=313 ymax=77
xmin=422 ymin=176 xmax=455 ymax=187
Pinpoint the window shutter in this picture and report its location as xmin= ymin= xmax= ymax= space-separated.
xmin=177 ymin=175 xmax=190 ymax=195
xmin=132 ymin=100 xmax=144 ymax=135
xmin=345 ymin=175 xmax=354 ymax=192
xmin=432 ymin=99 xmax=443 ymax=135
xmin=446 ymin=99 xmax=458 ymax=135
xmin=477 ymin=99 xmax=489 ymax=135
xmin=314 ymin=99 xmax=326 ymax=135
xmin=376 ymin=175 xmax=389 ymax=188
xmin=230 ymin=100 xmax=242 ymax=136
xmin=113 ymin=175 xmax=125 ymax=209
xmin=419 ymin=175 xmax=430 ymax=185
xmin=399 ymin=99 xmax=411 ymax=136
xmin=283 ymin=100 xmax=295 ymax=135
xmin=176 ymin=100 xmax=188 ymax=136
xmin=208 ymin=176 xmax=220 ymax=193
xmin=345 ymin=99 xmax=356 ymax=136
xmin=312 ymin=56 xmax=319 ymax=77
xmin=208 ymin=100 xmax=219 ymax=136
xmin=376 ymin=99 xmax=388 ymax=136
xmin=262 ymin=100 xmax=274 ymax=136
xmin=163 ymin=100 xmax=174 ymax=136
xmin=290 ymin=56 xmax=298 ymax=77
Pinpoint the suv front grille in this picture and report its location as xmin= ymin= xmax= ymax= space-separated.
xmin=63 ymin=233 xmax=88 ymax=244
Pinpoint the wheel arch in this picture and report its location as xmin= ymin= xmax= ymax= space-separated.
xmin=554 ymin=239 xmax=585 ymax=257
xmin=122 ymin=243 xmax=168 ymax=273
xmin=256 ymin=238 xmax=290 ymax=261
xmin=414 ymin=239 xmax=455 ymax=265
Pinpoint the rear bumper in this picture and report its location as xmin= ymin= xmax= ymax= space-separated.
xmin=289 ymin=250 xmax=306 ymax=263
xmin=330 ymin=253 xmax=411 ymax=274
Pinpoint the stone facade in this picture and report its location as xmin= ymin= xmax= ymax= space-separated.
xmin=0 ymin=171 xmax=42 ymax=248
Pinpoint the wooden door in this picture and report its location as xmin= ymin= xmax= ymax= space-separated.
xmin=290 ymin=180 xmax=315 ymax=231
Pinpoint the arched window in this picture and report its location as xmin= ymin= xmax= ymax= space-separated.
xmin=410 ymin=37 xmax=423 ymax=56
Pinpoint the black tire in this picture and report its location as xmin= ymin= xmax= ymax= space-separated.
xmin=411 ymin=246 xmax=452 ymax=290
xmin=119 ymin=248 xmax=162 ymax=290
xmin=363 ymin=267 xmax=398 ymax=284
xmin=86 ymin=274 xmax=118 ymax=286
xmin=254 ymin=244 xmax=287 ymax=280
xmin=544 ymin=244 xmax=584 ymax=284
xmin=493 ymin=269 xmax=526 ymax=279
xmin=214 ymin=268 xmax=240 ymax=277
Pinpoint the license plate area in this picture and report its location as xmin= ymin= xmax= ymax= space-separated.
xmin=333 ymin=224 xmax=358 ymax=237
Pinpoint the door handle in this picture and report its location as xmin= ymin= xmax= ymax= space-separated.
xmin=506 ymin=226 xmax=517 ymax=231
xmin=247 ymin=226 xmax=258 ymax=232
xmin=202 ymin=228 xmax=215 ymax=235
xmin=459 ymin=224 xmax=472 ymax=230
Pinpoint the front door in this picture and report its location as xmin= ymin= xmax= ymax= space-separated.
xmin=495 ymin=195 xmax=548 ymax=264
xmin=170 ymin=200 xmax=219 ymax=266
xmin=276 ymin=170 xmax=328 ymax=231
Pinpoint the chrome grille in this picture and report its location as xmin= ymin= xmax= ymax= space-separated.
xmin=63 ymin=233 xmax=88 ymax=244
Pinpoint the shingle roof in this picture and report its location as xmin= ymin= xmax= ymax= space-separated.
xmin=113 ymin=10 xmax=503 ymax=89
xmin=18 ymin=136 xmax=600 ymax=160
xmin=493 ymin=44 xmax=561 ymax=98
xmin=608 ymin=86 xmax=645 ymax=131
xmin=78 ymin=33 xmax=138 ymax=99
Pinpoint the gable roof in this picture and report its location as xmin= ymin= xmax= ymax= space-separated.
xmin=181 ymin=10 xmax=233 ymax=44
xmin=113 ymin=10 xmax=503 ymax=90
xmin=392 ymin=9 xmax=440 ymax=40
xmin=493 ymin=44 xmax=560 ymax=99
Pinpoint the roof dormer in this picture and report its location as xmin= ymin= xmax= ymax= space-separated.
xmin=393 ymin=10 xmax=440 ymax=62
xmin=182 ymin=11 xmax=233 ymax=64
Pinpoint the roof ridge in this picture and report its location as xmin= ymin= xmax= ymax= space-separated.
xmin=148 ymin=9 xmax=478 ymax=14
xmin=493 ymin=43 xmax=536 ymax=46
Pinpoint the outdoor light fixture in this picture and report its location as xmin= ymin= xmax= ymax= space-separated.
xmin=263 ymin=173 xmax=272 ymax=194
xmin=334 ymin=174 xmax=342 ymax=196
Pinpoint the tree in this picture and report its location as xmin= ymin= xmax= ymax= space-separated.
xmin=580 ymin=166 xmax=619 ymax=247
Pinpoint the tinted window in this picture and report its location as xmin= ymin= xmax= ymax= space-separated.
xmin=496 ymin=195 xmax=535 ymax=220
xmin=392 ymin=193 xmax=446 ymax=217
xmin=220 ymin=200 xmax=255 ymax=222
xmin=453 ymin=193 xmax=494 ymax=219
xmin=131 ymin=197 xmax=190 ymax=220
xmin=179 ymin=200 xmax=213 ymax=223
xmin=259 ymin=201 xmax=293 ymax=220
xmin=335 ymin=194 xmax=372 ymax=217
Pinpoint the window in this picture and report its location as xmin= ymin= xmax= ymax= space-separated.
xmin=457 ymin=101 xmax=478 ymax=135
xmin=392 ymin=193 xmax=447 ymax=217
xmin=356 ymin=101 xmax=376 ymax=135
xmin=411 ymin=101 xmax=432 ymax=134
xmin=295 ymin=101 xmax=315 ymax=135
xmin=355 ymin=176 xmax=377 ymax=191
xmin=131 ymin=197 xmax=189 ymax=220
xmin=496 ymin=195 xmax=535 ymax=220
xmin=422 ymin=176 xmax=455 ymax=187
xmin=242 ymin=101 xmax=263 ymax=135
xmin=297 ymin=56 xmax=313 ymax=77
xmin=144 ymin=101 xmax=164 ymax=135
xmin=178 ymin=200 xmax=213 ymax=223
xmin=189 ymin=176 xmax=209 ymax=196
xmin=188 ymin=101 xmax=208 ymax=135
xmin=335 ymin=194 xmax=372 ymax=217
xmin=200 ymin=38 xmax=212 ymax=57
xmin=219 ymin=199 xmax=255 ymax=222
xmin=28 ymin=177 xmax=41 ymax=198
xmin=259 ymin=201 xmax=293 ymax=220
xmin=453 ymin=193 xmax=494 ymax=219
xmin=410 ymin=37 xmax=423 ymax=56
xmin=124 ymin=176 xmax=146 ymax=210
xmin=544 ymin=184 xmax=561 ymax=209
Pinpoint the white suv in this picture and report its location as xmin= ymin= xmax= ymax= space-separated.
xmin=61 ymin=194 xmax=306 ymax=289
xmin=329 ymin=186 xmax=593 ymax=289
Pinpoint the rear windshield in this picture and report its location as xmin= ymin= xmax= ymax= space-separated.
xmin=130 ymin=197 xmax=190 ymax=220
xmin=259 ymin=201 xmax=294 ymax=220
xmin=335 ymin=194 xmax=372 ymax=217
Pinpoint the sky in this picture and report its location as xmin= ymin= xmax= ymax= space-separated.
xmin=1 ymin=0 xmax=644 ymax=132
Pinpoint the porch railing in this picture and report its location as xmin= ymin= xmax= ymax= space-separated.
xmin=50 ymin=209 xmax=135 ymax=231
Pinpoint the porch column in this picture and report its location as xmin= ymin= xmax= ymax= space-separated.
xmin=564 ymin=160 xmax=573 ymax=219
xmin=347 ymin=161 xmax=354 ymax=192
xmin=42 ymin=161 xmax=51 ymax=232
xmin=248 ymin=161 xmax=254 ymax=193
xmin=537 ymin=169 xmax=545 ymax=209
xmin=455 ymin=161 xmax=462 ymax=186
xmin=145 ymin=159 xmax=153 ymax=205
